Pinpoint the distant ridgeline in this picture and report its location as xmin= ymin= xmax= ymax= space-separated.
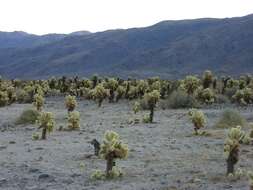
xmin=0 ymin=14 xmax=253 ymax=79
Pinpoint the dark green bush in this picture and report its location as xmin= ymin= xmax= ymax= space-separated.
xmin=215 ymin=94 xmax=230 ymax=104
xmin=138 ymin=98 xmax=149 ymax=110
xmin=15 ymin=109 xmax=40 ymax=125
xmin=161 ymin=90 xmax=199 ymax=109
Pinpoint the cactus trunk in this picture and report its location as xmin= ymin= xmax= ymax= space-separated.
xmin=98 ymin=99 xmax=103 ymax=107
xmin=149 ymin=106 xmax=154 ymax=123
xmin=41 ymin=127 xmax=47 ymax=140
xmin=106 ymin=153 xmax=115 ymax=177
xmin=226 ymin=148 xmax=239 ymax=175
xmin=109 ymin=90 xmax=114 ymax=103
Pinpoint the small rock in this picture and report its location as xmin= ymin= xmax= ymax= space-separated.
xmin=25 ymin=127 xmax=34 ymax=131
xmin=0 ymin=178 xmax=7 ymax=185
xmin=223 ymin=184 xmax=233 ymax=189
xmin=35 ymin=147 xmax=44 ymax=150
xmin=29 ymin=168 xmax=40 ymax=173
xmin=160 ymin=180 xmax=167 ymax=185
xmin=38 ymin=174 xmax=55 ymax=182
xmin=193 ymin=178 xmax=201 ymax=183
xmin=9 ymin=141 xmax=16 ymax=144
xmin=62 ymin=178 xmax=74 ymax=184
xmin=26 ymin=185 xmax=42 ymax=190
xmin=0 ymin=145 xmax=7 ymax=150
xmin=70 ymin=173 xmax=81 ymax=178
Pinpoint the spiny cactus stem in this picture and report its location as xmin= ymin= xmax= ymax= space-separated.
xmin=149 ymin=106 xmax=154 ymax=123
xmin=41 ymin=126 xmax=47 ymax=140
xmin=106 ymin=152 xmax=116 ymax=177
xmin=68 ymin=107 xmax=74 ymax=113
xmin=37 ymin=105 xmax=42 ymax=112
xmin=194 ymin=127 xmax=199 ymax=135
xmin=226 ymin=146 xmax=239 ymax=175
xmin=109 ymin=89 xmax=115 ymax=103
xmin=98 ymin=99 xmax=103 ymax=107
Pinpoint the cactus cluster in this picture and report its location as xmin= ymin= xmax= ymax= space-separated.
xmin=180 ymin=75 xmax=200 ymax=95
xmin=37 ymin=111 xmax=55 ymax=140
xmin=143 ymin=90 xmax=160 ymax=123
xmin=196 ymin=88 xmax=215 ymax=104
xmin=99 ymin=130 xmax=129 ymax=178
xmin=232 ymin=88 xmax=253 ymax=105
xmin=202 ymin=70 xmax=213 ymax=89
xmin=67 ymin=111 xmax=80 ymax=130
xmin=224 ymin=126 xmax=243 ymax=175
xmin=248 ymin=171 xmax=253 ymax=190
xmin=133 ymin=101 xmax=141 ymax=114
xmin=1 ymin=71 xmax=253 ymax=108
xmin=65 ymin=95 xmax=77 ymax=112
xmin=92 ymin=84 xmax=108 ymax=107
xmin=188 ymin=109 xmax=206 ymax=134
xmin=33 ymin=93 xmax=44 ymax=111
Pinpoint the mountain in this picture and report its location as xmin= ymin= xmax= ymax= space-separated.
xmin=69 ymin=31 xmax=91 ymax=36
xmin=0 ymin=14 xmax=253 ymax=79
xmin=0 ymin=31 xmax=67 ymax=48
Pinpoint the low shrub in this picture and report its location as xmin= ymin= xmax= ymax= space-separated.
xmin=15 ymin=109 xmax=40 ymax=125
xmin=215 ymin=94 xmax=230 ymax=104
xmin=215 ymin=109 xmax=246 ymax=129
xmin=162 ymin=90 xmax=199 ymax=109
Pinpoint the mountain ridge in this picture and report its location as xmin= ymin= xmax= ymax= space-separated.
xmin=1 ymin=14 xmax=253 ymax=79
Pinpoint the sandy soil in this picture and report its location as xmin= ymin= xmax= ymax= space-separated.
xmin=0 ymin=97 xmax=253 ymax=190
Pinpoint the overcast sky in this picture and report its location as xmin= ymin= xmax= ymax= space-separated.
xmin=0 ymin=0 xmax=253 ymax=35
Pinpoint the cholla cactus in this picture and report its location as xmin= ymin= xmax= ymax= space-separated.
xmin=104 ymin=78 xmax=118 ymax=103
xmin=65 ymin=95 xmax=77 ymax=112
xmin=239 ymin=76 xmax=247 ymax=89
xmin=232 ymin=89 xmax=246 ymax=105
xmin=92 ymin=84 xmax=108 ymax=107
xmin=150 ymin=80 xmax=161 ymax=92
xmin=67 ymin=111 xmax=80 ymax=130
xmin=142 ymin=114 xmax=151 ymax=123
xmin=38 ymin=112 xmax=55 ymax=140
xmin=16 ymin=89 xmax=30 ymax=103
xmin=188 ymin=109 xmax=206 ymax=134
xmin=202 ymin=70 xmax=213 ymax=89
xmin=23 ymin=85 xmax=35 ymax=103
xmin=127 ymin=86 xmax=138 ymax=100
xmin=91 ymin=170 xmax=105 ymax=180
xmin=248 ymin=171 xmax=253 ymax=190
xmin=196 ymin=88 xmax=215 ymax=104
xmin=143 ymin=90 xmax=160 ymax=123
xmin=116 ymin=86 xmax=126 ymax=102
xmin=227 ymin=79 xmax=239 ymax=88
xmin=137 ymin=80 xmax=148 ymax=96
xmin=0 ymin=91 xmax=9 ymax=107
xmin=180 ymin=75 xmax=200 ymax=95
xmin=91 ymin=75 xmax=98 ymax=89
xmin=6 ymin=86 xmax=17 ymax=104
xmin=33 ymin=93 xmax=44 ymax=111
xmin=133 ymin=101 xmax=140 ymax=114
xmin=224 ymin=126 xmax=243 ymax=175
xmin=232 ymin=88 xmax=253 ymax=105
xmin=243 ymin=88 xmax=253 ymax=103
xmin=99 ymin=130 xmax=129 ymax=178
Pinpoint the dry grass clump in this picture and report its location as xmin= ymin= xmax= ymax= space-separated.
xmin=215 ymin=109 xmax=246 ymax=129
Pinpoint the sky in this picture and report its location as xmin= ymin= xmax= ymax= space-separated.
xmin=0 ymin=0 xmax=253 ymax=35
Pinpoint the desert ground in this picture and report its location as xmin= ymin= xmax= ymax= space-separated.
xmin=0 ymin=97 xmax=253 ymax=190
